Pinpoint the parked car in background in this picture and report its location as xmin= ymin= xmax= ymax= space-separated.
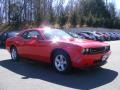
xmin=108 ymin=32 xmax=117 ymax=40
xmin=102 ymin=32 xmax=111 ymax=41
xmin=81 ymin=31 xmax=104 ymax=41
xmin=93 ymin=32 xmax=105 ymax=41
xmin=6 ymin=28 xmax=111 ymax=73
xmin=117 ymin=33 xmax=120 ymax=40
xmin=0 ymin=31 xmax=19 ymax=47
xmin=112 ymin=32 xmax=119 ymax=40
xmin=77 ymin=32 xmax=96 ymax=40
xmin=67 ymin=32 xmax=85 ymax=39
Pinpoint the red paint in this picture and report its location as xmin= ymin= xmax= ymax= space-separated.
xmin=6 ymin=28 xmax=111 ymax=69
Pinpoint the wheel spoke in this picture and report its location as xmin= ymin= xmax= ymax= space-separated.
xmin=11 ymin=49 xmax=17 ymax=60
xmin=63 ymin=60 xmax=67 ymax=65
xmin=60 ymin=64 xmax=65 ymax=71
xmin=60 ymin=55 xmax=64 ymax=61
xmin=56 ymin=61 xmax=61 ymax=67
xmin=56 ymin=57 xmax=60 ymax=62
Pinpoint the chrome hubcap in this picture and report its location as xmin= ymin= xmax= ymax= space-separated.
xmin=54 ymin=55 xmax=67 ymax=71
xmin=11 ymin=48 xmax=17 ymax=60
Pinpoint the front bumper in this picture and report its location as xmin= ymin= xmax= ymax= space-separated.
xmin=72 ymin=51 xmax=111 ymax=69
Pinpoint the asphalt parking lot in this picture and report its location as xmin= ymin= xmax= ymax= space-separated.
xmin=0 ymin=41 xmax=120 ymax=90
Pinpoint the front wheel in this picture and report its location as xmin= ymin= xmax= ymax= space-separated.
xmin=52 ymin=51 xmax=71 ymax=73
xmin=10 ymin=47 xmax=19 ymax=62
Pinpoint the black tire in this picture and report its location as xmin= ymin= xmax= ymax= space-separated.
xmin=52 ymin=50 xmax=71 ymax=73
xmin=10 ymin=47 xmax=19 ymax=62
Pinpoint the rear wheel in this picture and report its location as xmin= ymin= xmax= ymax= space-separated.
xmin=10 ymin=47 xmax=19 ymax=62
xmin=52 ymin=51 xmax=71 ymax=73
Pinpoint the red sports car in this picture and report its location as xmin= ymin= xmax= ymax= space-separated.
xmin=6 ymin=28 xmax=111 ymax=73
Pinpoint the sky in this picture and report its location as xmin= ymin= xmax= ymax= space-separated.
xmin=108 ymin=0 xmax=120 ymax=10
xmin=114 ymin=0 xmax=120 ymax=10
xmin=64 ymin=0 xmax=120 ymax=10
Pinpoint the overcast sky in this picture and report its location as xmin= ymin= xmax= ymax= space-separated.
xmin=113 ymin=0 xmax=120 ymax=10
xmin=106 ymin=0 xmax=120 ymax=10
xmin=64 ymin=0 xmax=120 ymax=10
xmin=65 ymin=0 xmax=120 ymax=10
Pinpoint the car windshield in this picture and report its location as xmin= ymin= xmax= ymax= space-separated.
xmin=43 ymin=29 xmax=72 ymax=40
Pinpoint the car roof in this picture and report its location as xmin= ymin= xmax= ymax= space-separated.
xmin=22 ymin=27 xmax=62 ymax=32
xmin=18 ymin=28 xmax=61 ymax=35
xmin=23 ymin=27 xmax=57 ymax=31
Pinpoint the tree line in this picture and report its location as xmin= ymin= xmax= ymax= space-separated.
xmin=0 ymin=0 xmax=120 ymax=29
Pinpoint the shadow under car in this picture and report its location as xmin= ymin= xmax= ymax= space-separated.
xmin=0 ymin=59 xmax=118 ymax=90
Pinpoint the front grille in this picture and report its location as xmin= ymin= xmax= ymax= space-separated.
xmin=83 ymin=46 xmax=110 ymax=54
xmin=90 ymin=46 xmax=110 ymax=54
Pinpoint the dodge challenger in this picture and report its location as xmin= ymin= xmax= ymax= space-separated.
xmin=6 ymin=28 xmax=111 ymax=73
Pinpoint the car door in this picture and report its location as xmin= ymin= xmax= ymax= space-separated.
xmin=20 ymin=30 xmax=51 ymax=62
xmin=29 ymin=30 xmax=52 ymax=62
xmin=17 ymin=31 xmax=31 ymax=58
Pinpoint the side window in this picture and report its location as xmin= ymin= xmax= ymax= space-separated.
xmin=22 ymin=30 xmax=43 ymax=40
xmin=22 ymin=31 xmax=29 ymax=39
xmin=28 ymin=31 xmax=39 ymax=39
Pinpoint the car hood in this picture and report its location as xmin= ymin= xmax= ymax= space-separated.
xmin=59 ymin=38 xmax=109 ymax=48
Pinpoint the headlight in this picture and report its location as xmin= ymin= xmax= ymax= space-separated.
xmin=82 ymin=48 xmax=91 ymax=54
xmin=86 ymin=48 xmax=89 ymax=52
